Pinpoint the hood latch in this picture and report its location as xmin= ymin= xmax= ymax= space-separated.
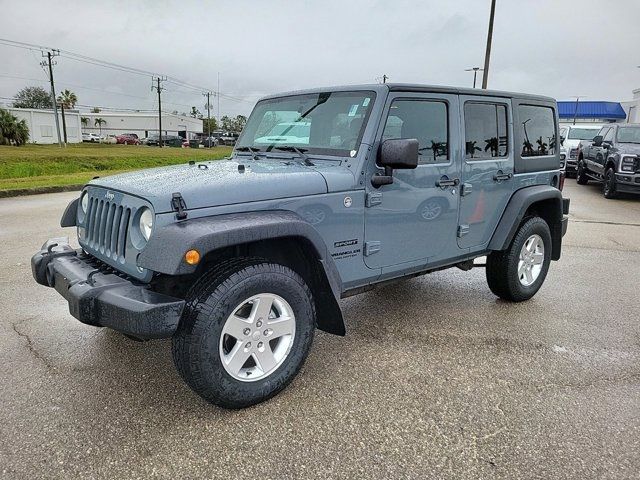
xmin=171 ymin=192 xmax=188 ymax=220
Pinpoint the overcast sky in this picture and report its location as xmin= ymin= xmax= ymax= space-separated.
xmin=1 ymin=0 xmax=639 ymax=118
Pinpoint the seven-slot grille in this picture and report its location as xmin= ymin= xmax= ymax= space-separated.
xmin=84 ymin=196 xmax=131 ymax=262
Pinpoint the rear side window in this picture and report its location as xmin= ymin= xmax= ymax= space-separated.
xmin=517 ymin=105 xmax=557 ymax=157
xmin=464 ymin=103 xmax=508 ymax=160
xmin=382 ymin=99 xmax=448 ymax=164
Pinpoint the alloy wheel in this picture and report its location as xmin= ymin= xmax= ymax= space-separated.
xmin=219 ymin=293 xmax=296 ymax=382
xmin=518 ymin=234 xmax=544 ymax=286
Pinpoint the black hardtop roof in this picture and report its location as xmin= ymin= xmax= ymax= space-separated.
xmin=258 ymin=83 xmax=556 ymax=104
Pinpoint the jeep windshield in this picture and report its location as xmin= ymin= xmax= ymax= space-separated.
xmin=236 ymin=90 xmax=376 ymax=158
xmin=617 ymin=126 xmax=640 ymax=144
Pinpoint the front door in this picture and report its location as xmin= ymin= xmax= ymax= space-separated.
xmin=586 ymin=126 xmax=609 ymax=174
xmin=364 ymin=93 xmax=462 ymax=269
xmin=457 ymin=96 xmax=514 ymax=249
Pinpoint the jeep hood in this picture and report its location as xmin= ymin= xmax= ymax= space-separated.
xmin=89 ymin=158 xmax=354 ymax=213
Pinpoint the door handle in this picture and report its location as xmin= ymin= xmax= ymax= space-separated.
xmin=436 ymin=177 xmax=460 ymax=188
xmin=493 ymin=172 xmax=513 ymax=182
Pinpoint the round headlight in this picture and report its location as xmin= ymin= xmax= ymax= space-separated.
xmin=80 ymin=192 xmax=89 ymax=213
xmin=139 ymin=208 xmax=153 ymax=241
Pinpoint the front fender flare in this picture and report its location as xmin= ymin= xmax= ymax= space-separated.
xmin=138 ymin=210 xmax=346 ymax=335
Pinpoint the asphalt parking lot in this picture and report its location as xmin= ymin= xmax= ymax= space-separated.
xmin=1 ymin=180 xmax=639 ymax=479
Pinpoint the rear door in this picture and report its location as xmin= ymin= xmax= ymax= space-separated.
xmin=457 ymin=96 xmax=514 ymax=249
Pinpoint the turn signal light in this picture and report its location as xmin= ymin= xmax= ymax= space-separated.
xmin=185 ymin=249 xmax=201 ymax=265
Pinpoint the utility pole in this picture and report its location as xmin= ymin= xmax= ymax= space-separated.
xmin=59 ymin=102 xmax=68 ymax=143
xmin=40 ymin=49 xmax=63 ymax=147
xmin=465 ymin=67 xmax=484 ymax=88
xmin=152 ymin=76 xmax=166 ymax=147
xmin=481 ymin=0 xmax=497 ymax=89
xmin=217 ymin=72 xmax=220 ymax=126
xmin=203 ymin=91 xmax=212 ymax=147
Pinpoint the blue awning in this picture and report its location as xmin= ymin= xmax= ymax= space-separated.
xmin=558 ymin=101 xmax=627 ymax=120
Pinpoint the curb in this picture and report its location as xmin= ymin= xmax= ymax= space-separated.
xmin=0 ymin=184 xmax=84 ymax=198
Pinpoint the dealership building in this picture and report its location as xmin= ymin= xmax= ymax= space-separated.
xmin=1 ymin=106 xmax=202 ymax=144
xmin=6 ymin=107 xmax=82 ymax=144
xmin=82 ymin=111 xmax=202 ymax=139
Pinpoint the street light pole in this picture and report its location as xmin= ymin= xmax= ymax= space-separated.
xmin=481 ymin=0 xmax=497 ymax=89
xmin=465 ymin=67 xmax=484 ymax=88
xmin=572 ymin=96 xmax=584 ymax=126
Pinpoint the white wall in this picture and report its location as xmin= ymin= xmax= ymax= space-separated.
xmin=82 ymin=112 xmax=202 ymax=138
xmin=621 ymin=88 xmax=640 ymax=124
xmin=8 ymin=107 xmax=82 ymax=144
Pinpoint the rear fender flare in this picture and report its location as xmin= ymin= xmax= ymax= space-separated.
xmin=488 ymin=185 xmax=564 ymax=260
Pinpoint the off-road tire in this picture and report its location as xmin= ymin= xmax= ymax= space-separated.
xmin=486 ymin=217 xmax=552 ymax=302
xmin=576 ymin=161 xmax=589 ymax=185
xmin=603 ymin=167 xmax=618 ymax=199
xmin=172 ymin=258 xmax=316 ymax=409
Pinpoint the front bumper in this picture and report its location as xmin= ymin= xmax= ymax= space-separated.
xmin=615 ymin=172 xmax=640 ymax=194
xmin=31 ymin=239 xmax=184 ymax=339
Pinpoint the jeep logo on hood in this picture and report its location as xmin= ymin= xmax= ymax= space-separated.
xmin=104 ymin=191 xmax=115 ymax=201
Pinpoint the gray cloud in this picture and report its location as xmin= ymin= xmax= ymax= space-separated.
xmin=1 ymin=0 xmax=639 ymax=117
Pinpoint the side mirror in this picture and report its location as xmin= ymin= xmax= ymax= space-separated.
xmin=592 ymin=135 xmax=603 ymax=147
xmin=372 ymin=138 xmax=419 ymax=187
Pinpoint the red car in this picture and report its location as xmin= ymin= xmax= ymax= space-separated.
xmin=116 ymin=134 xmax=140 ymax=145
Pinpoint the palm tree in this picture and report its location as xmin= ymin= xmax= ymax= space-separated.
xmin=465 ymin=140 xmax=481 ymax=158
xmin=57 ymin=89 xmax=78 ymax=109
xmin=0 ymin=107 xmax=29 ymax=146
xmin=431 ymin=141 xmax=445 ymax=161
xmin=484 ymin=137 xmax=499 ymax=157
xmin=536 ymin=136 xmax=548 ymax=155
xmin=94 ymin=118 xmax=106 ymax=138
xmin=81 ymin=117 xmax=89 ymax=127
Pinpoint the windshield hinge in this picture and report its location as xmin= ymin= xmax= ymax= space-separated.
xmin=171 ymin=192 xmax=188 ymax=220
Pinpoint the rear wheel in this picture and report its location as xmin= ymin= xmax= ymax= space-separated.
xmin=172 ymin=259 xmax=316 ymax=409
xmin=576 ymin=161 xmax=589 ymax=185
xmin=486 ymin=217 xmax=552 ymax=302
xmin=603 ymin=167 xmax=618 ymax=199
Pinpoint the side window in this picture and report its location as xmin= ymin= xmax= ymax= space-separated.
xmin=381 ymin=99 xmax=448 ymax=164
xmin=517 ymin=105 xmax=557 ymax=157
xmin=464 ymin=103 xmax=508 ymax=160
xmin=603 ymin=127 xmax=615 ymax=143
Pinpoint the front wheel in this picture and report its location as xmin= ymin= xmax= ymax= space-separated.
xmin=576 ymin=161 xmax=589 ymax=185
xmin=603 ymin=167 xmax=618 ymax=199
xmin=172 ymin=259 xmax=316 ymax=409
xmin=486 ymin=217 xmax=552 ymax=302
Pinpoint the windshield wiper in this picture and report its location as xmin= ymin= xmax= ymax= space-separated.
xmin=235 ymin=146 xmax=262 ymax=160
xmin=274 ymin=146 xmax=314 ymax=166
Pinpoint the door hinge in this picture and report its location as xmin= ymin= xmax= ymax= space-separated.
xmin=365 ymin=191 xmax=383 ymax=207
xmin=364 ymin=241 xmax=381 ymax=256
xmin=171 ymin=192 xmax=188 ymax=220
xmin=461 ymin=183 xmax=473 ymax=196
xmin=457 ymin=225 xmax=470 ymax=237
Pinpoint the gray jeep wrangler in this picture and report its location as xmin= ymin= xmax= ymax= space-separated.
xmin=32 ymin=84 xmax=569 ymax=408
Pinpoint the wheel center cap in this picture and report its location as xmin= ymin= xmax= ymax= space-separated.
xmin=252 ymin=331 xmax=261 ymax=341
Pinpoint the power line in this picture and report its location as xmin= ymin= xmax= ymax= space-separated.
xmin=0 ymin=37 xmax=256 ymax=105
